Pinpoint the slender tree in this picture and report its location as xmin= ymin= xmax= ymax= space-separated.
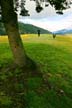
xmin=0 ymin=0 xmax=71 ymax=67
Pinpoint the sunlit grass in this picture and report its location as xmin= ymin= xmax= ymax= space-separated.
xmin=0 ymin=34 xmax=72 ymax=108
xmin=0 ymin=35 xmax=8 ymax=43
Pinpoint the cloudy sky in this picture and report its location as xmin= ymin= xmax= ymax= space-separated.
xmin=18 ymin=0 xmax=72 ymax=32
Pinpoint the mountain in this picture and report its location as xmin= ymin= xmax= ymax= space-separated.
xmin=18 ymin=22 xmax=51 ymax=34
xmin=0 ymin=22 xmax=50 ymax=35
xmin=54 ymin=29 xmax=72 ymax=35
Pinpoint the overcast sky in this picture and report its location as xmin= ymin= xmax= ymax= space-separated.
xmin=18 ymin=0 xmax=72 ymax=32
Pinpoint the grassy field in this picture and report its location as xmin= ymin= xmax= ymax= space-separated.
xmin=0 ymin=34 xmax=72 ymax=108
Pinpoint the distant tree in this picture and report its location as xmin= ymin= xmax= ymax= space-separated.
xmin=0 ymin=0 xmax=71 ymax=67
xmin=37 ymin=29 xmax=40 ymax=37
xmin=53 ymin=34 xmax=56 ymax=39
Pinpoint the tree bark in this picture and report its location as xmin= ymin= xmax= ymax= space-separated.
xmin=0 ymin=0 xmax=27 ymax=67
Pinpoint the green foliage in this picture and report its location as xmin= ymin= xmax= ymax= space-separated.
xmin=14 ymin=0 xmax=71 ymax=15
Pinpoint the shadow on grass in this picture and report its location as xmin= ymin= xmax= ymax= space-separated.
xmin=0 ymin=58 xmax=51 ymax=108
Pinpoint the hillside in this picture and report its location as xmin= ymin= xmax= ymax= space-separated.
xmin=0 ymin=22 xmax=6 ymax=35
xmin=19 ymin=22 xmax=51 ymax=34
xmin=0 ymin=22 xmax=50 ymax=35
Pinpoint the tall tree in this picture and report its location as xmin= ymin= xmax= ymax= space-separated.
xmin=0 ymin=0 xmax=27 ymax=67
xmin=0 ymin=0 xmax=71 ymax=67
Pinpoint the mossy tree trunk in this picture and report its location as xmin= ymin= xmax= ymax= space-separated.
xmin=0 ymin=0 xmax=27 ymax=67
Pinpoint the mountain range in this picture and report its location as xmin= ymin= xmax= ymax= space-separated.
xmin=54 ymin=28 xmax=72 ymax=34
xmin=0 ymin=22 xmax=50 ymax=35
xmin=1 ymin=21 xmax=72 ymax=35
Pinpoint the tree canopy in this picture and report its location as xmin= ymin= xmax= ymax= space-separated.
xmin=14 ymin=0 xmax=72 ymax=15
xmin=0 ymin=0 xmax=72 ymax=18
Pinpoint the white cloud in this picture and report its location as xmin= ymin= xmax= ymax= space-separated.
xmin=18 ymin=0 xmax=72 ymax=32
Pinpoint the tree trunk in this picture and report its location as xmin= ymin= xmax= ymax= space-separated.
xmin=0 ymin=0 xmax=27 ymax=67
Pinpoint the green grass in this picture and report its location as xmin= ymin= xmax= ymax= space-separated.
xmin=0 ymin=34 xmax=72 ymax=108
